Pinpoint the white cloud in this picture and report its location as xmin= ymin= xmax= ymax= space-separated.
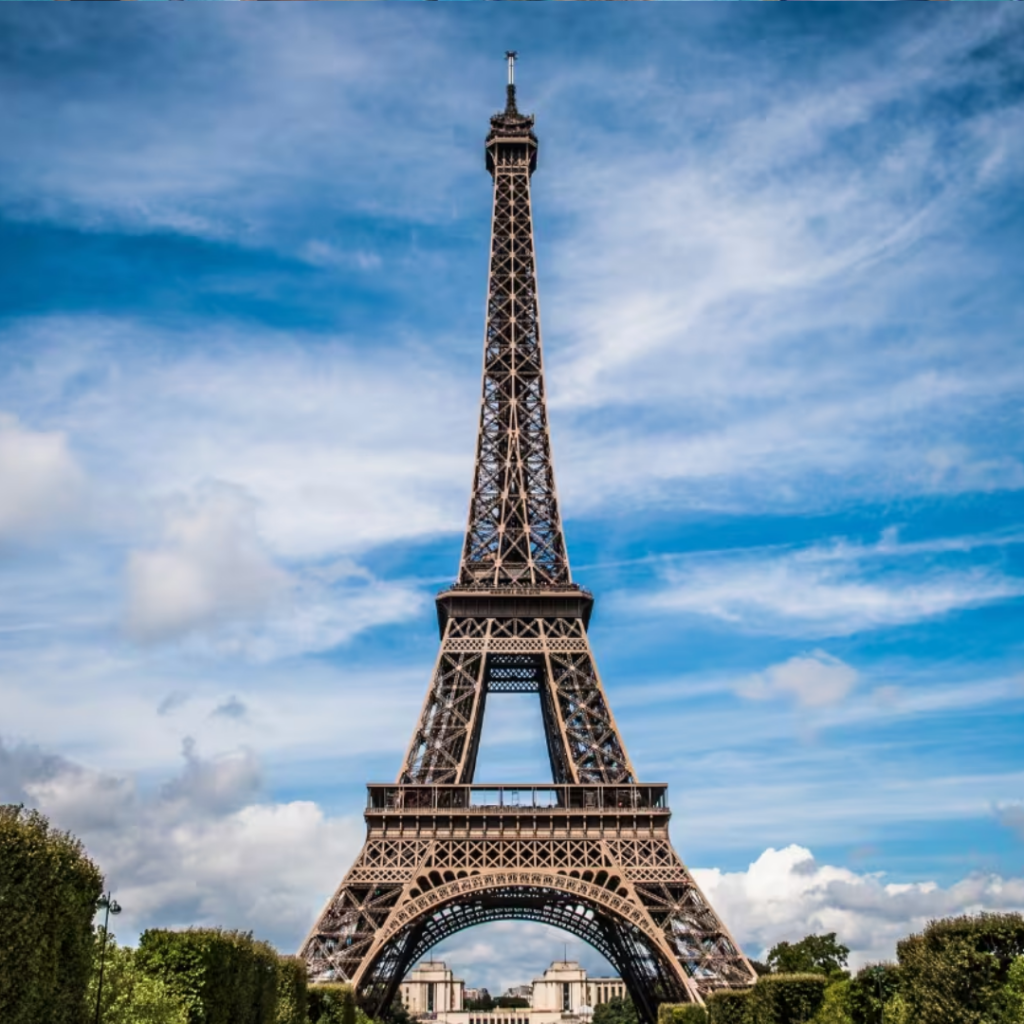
xmin=1 ymin=738 xmax=362 ymax=952
xmin=122 ymin=483 xmax=424 ymax=655
xmin=694 ymin=845 xmax=1024 ymax=968
xmin=125 ymin=484 xmax=288 ymax=643
xmin=0 ymin=413 xmax=85 ymax=541
xmin=637 ymin=532 xmax=1024 ymax=637
xmin=737 ymin=652 xmax=858 ymax=709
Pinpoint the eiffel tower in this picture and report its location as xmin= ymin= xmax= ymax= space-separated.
xmin=300 ymin=55 xmax=756 ymax=1021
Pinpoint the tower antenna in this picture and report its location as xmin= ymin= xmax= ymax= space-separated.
xmin=506 ymin=50 xmax=518 ymax=86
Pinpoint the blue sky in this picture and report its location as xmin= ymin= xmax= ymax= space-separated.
xmin=1 ymin=1 xmax=1023 ymax=994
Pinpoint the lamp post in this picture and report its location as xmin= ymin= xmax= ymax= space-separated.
xmin=869 ymin=966 xmax=886 ymax=1024
xmin=94 ymin=893 xmax=122 ymax=1024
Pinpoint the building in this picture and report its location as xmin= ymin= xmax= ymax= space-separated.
xmin=401 ymin=960 xmax=626 ymax=1024
xmin=400 ymin=962 xmax=465 ymax=1016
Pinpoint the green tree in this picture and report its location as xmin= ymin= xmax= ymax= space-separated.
xmin=767 ymin=935 xmax=850 ymax=978
xmin=1003 ymin=956 xmax=1024 ymax=1024
xmin=897 ymin=913 xmax=1024 ymax=1024
xmin=848 ymin=964 xmax=899 ymax=1024
xmin=0 ymin=804 xmax=104 ymax=1024
xmin=496 ymin=997 xmax=530 ymax=1009
xmin=810 ymin=979 xmax=852 ymax=1024
xmin=593 ymin=995 xmax=638 ymax=1024
xmin=466 ymin=992 xmax=496 ymax=1012
xmin=86 ymin=934 xmax=187 ymax=1024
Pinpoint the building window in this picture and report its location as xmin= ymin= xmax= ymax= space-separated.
xmin=563 ymin=983 xmax=571 ymax=1012
xmin=427 ymin=985 xmax=434 ymax=1013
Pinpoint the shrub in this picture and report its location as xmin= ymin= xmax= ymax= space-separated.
xmin=747 ymin=974 xmax=828 ymax=1024
xmin=658 ymin=1004 xmax=708 ymax=1024
xmin=308 ymin=983 xmax=357 ymax=1024
xmin=706 ymin=988 xmax=751 ymax=1024
xmin=1003 ymin=956 xmax=1024 ymax=1024
xmin=896 ymin=912 xmax=1024 ymax=1024
xmin=0 ymin=804 xmax=104 ymax=1024
xmin=809 ymin=981 xmax=851 ymax=1024
xmin=136 ymin=928 xmax=279 ymax=1024
xmin=85 ymin=934 xmax=187 ymax=1024
xmin=276 ymin=957 xmax=308 ymax=1024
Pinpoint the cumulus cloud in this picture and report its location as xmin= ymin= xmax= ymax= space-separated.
xmin=736 ymin=652 xmax=858 ymax=709
xmin=124 ymin=484 xmax=288 ymax=643
xmin=0 ymin=413 xmax=85 ymax=541
xmin=638 ymin=531 xmax=1024 ymax=637
xmin=694 ymin=844 xmax=1024 ymax=968
xmin=0 ymin=737 xmax=362 ymax=951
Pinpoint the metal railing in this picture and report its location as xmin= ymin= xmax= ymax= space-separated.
xmin=366 ymin=783 xmax=668 ymax=813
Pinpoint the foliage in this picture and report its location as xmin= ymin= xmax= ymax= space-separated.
xmin=496 ymin=996 xmax=530 ymax=1008
xmin=467 ymin=992 xmax=496 ymax=1011
xmin=594 ymin=994 xmax=639 ymax=1024
xmin=1003 ymin=957 xmax=1024 ymax=1024
xmin=705 ymin=989 xmax=750 ymax=1024
xmin=847 ymin=964 xmax=899 ymax=1024
xmin=136 ymin=927 xmax=279 ymax=1024
xmin=809 ymin=980 xmax=851 ymax=1024
xmin=386 ymin=993 xmax=411 ymax=1024
xmin=766 ymin=936 xmax=850 ymax=979
xmin=749 ymin=962 xmax=772 ymax=978
xmin=657 ymin=1003 xmax=708 ymax=1024
xmin=896 ymin=912 xmax=1024 ymax=1024
xmin=275 ymin=957 xmax=308 ymax=1024
xmin=747 ymin=974 xmax=828 ymax=1024
xmin=0 ymin=804 xmax=104 ymax=1024
xmin=308 ymin=983 xmax=359 ymax=1024
xmin=86 ymin=934 xmax=188 ymax=1024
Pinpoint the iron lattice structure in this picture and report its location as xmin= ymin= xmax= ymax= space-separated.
xmin=300 ymin=65 xmax=756 ymax=1022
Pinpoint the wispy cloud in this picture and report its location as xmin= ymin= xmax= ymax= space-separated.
xmin=633 ymin=530 xmax=1024 ymax=637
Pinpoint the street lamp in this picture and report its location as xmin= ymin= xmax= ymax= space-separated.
xmin=94 ymin=893 xmax=122 ymax=1024
xmin=868 ymin=966 xmax=886 ymax=1024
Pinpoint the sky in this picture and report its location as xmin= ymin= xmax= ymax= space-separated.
xmin=1 ymin=1 xmax=1024 ymax=997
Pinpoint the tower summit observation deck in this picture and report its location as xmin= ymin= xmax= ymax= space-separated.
xmin=300 ymin=55 xmax=756 ymax=1022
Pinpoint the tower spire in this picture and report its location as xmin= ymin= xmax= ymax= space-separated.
xmin=505 ymin=50 xmax=519 ymax=114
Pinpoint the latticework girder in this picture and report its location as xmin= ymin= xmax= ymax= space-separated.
xmin=300 ymin=72 xmax=755 ymax=1024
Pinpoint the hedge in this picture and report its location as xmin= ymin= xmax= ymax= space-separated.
xmin=706 ymin=989 xmax=750 ymax=1024
xmin=276 ymin=956 xmax=308 ymax=1024
xmin=0 ymin=804 xmax=104 ymax=1024
xmin=896 ymin=912 xmax=1024 ymax=1024
xmin=658 ymin=1004 xmax=708 ymax=1024
xmin=308 ymin=983 xmax=357 ymax=1024
xmin=747 ymin=974 xmax=828 ymax=1024
xmin=135 ymin=928 xmax=279 ymax=1024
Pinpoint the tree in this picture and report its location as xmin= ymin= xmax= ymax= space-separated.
xmin=766 ymin=934 xmax=850 ymax=978
xmin=496 ymin=997 xmax=530 ymax=1009
xmin=1004 ymin=957 xmax=1024 ymax=1024
xmin=466 ymin=992 xmax=496 ymax=1012
xmin=0 ymin=804 xmax=104 ymax=1024
xmin=593 ymin=995 xmax=638 ymax=1024
xmin=85 ymin=935 xmax=187 ymax=1024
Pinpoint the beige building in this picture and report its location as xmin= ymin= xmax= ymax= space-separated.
xmin=400 ymin=961 xmax=465 ymax=1016
xmin=401 ymin=959 xmax=625 ymax=1024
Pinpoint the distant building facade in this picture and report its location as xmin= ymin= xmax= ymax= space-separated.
xmin=400 ymin=962 xmax=465 ymax=1016
xmin=400 ymin=960 xmax=626 ymax=1024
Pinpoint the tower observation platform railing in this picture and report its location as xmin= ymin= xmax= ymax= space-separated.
xmin=366 ymin=783 xmax=669 ymax=814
